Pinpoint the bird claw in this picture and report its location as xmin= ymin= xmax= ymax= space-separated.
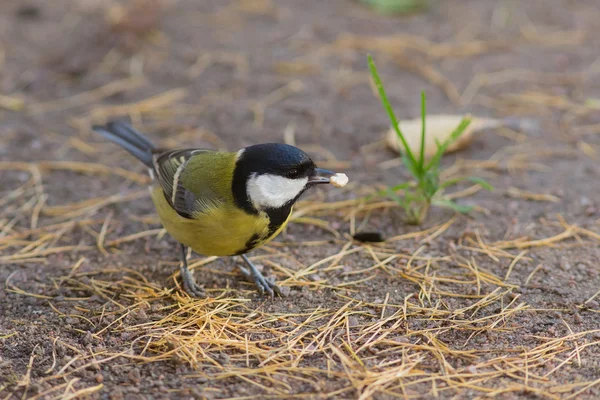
xmin=183 ymin=280 xmax=206 ymax=298
xmin=252 ymin=273 xmax=283 ymax=298
xmin=180 ymin=266 xmax=206 ymax=298
xmin=238 ymin=265 xmax=284 ymax=298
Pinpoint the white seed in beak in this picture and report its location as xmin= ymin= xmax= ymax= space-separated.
xmin=330 ymin=173 xmax=348 ymax=188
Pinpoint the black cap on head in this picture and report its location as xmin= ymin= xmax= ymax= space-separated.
xmin=236 ymin=143 xmax=316 ymax=179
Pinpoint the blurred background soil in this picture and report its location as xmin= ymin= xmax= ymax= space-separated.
xmin=1 ymin=0 xmax=600 ymax=399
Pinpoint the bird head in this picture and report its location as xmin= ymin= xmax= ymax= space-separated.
xmin=232 ymin=143 xmax=333 ymax=212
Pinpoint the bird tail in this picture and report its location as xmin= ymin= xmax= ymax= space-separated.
xmin=91 ymin=121 xmax=157 ymax=167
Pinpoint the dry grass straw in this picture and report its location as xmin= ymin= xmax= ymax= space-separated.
xmin=8 ymin=243 xmax=599 ymax=398
xmin=3 ymin=151 xmax=600 ymax=398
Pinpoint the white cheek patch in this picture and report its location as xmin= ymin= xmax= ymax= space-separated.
xmin=247 ymin=173 xmax=308 ymax=209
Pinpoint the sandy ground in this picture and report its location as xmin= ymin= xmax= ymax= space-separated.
xmin=1 ymin=0 xmax=600 ymax=399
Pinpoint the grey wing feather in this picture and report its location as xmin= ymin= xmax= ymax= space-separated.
xmin=151 ymin=148 xmax=214 ymax=219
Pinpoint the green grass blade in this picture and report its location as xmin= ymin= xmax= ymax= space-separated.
xmin=433 ymin=199 xmax=473 ymax=213
xmin=386 ymin=186 xmax=405 ymax=206
xmin=366 ymin=182 xmax=413 ymax=200
xmin=465 ymin=177 xmax=493 ymax=191
xmin=367 ymin=55 xmax=418 ymax=168
xmin=425 ymin=117 xmax=471 ymax=171
xmin=358 ymin=0 xmax=430 ymax=14
xmin=421 ymin=170 xmax=439 ymax=199
xmin=439 ymin=176 xmax=493 ymax=191
xmin=401 ymin=152 xmax=420 ymax=178
xmin=388 ymin=182 xmax=413 ymax=191
xmin=438 ymin=177 xmax=463 ymax=190
xmin=419 ymin=91 xmax=426 ymax=172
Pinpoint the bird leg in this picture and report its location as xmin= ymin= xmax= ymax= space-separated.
xmin=238 ymin=254 xmax=283 ymax=298
xmin=179 ymin=244 xmax=205 ymax=297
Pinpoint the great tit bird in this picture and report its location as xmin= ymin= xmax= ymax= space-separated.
xmin=92 ymin=121 xmax=340 ymax=297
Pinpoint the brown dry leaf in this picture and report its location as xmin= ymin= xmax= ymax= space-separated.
xmin=107 ymin=0 xmax=163 ymax=36
xmin=385 ymin=114 xmax=502 ymax=158
xmin=105 ymin=0 xmax=166 ymax=52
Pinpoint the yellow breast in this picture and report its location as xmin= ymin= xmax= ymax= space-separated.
xmin=150 ymin=186 xmax=289 ymax=256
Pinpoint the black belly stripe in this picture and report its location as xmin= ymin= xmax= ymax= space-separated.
xmin=235 ymin=233 xmax=262 ymax=255
xmin=234 ymin=206 xmax=292 ymax=255
xmin=265 ymin=205 xmax=292 ymax=236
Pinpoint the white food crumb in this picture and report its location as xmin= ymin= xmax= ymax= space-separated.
xmin=330 ymin=173 xmax=348 ymax=188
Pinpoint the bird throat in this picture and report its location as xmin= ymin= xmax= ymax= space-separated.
xmin=231 ymin=170 xmax=298 ymax=255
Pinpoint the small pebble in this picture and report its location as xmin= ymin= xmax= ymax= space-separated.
xmin=586 ymin=206 xmax=597 ymax=216
xmin=16 ymin=4 xmax=41 ymax=19
xmin=353 ymin=231 xmax=385 ymax=243
xmin=586 ymin=300 xmax=599 ymax=309
xmin=560 ymin=258 xmax=571 ymax=271
xmin=580 ymin=196 xmax=591 ymax=207
xmin=279 ymin=286 xmax=291 ymax=297
xmin=128 ymin=368 xmax=141 ymax=384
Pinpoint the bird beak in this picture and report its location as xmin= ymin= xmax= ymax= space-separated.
xmin=308 ymin=168 xmax=334 ymax=184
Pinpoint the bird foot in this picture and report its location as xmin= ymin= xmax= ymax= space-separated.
xmin=180 ymin=265 xmax=206 ymax=298
xmin=237 ymin=265 xmax=283 ymax=298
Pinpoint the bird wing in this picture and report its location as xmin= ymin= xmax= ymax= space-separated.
xmin=152 ymin=148 xmax=221 ymax=219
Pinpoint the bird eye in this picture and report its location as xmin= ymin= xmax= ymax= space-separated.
xmin=287 ymin=168 xmax=300 ymax=179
